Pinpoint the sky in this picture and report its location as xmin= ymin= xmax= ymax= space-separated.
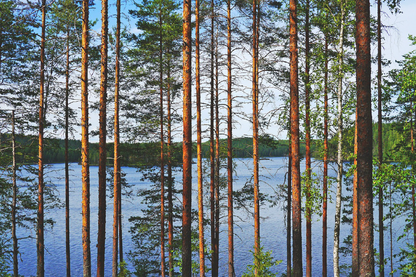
xmin=81 ymin=0 xmax=416 ymax=143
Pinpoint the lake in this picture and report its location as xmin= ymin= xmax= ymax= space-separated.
xmin=14 ymin=157 xmax=407 ymax=276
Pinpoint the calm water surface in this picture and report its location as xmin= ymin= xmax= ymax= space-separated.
xmin=15 ymin=157 xmax=406 ymax=276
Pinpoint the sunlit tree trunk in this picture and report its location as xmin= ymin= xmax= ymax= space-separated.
xmin=112 ymin=0 xmax=121 ymax=273
xmin=195 ymin=1 xmax=205 ymax=275
xmin=377 ymin=1 xmax=384 ymax=275
xmin=210 ymin=0 xmax=217 ymax=274
xmin=289 ymin=0 xmax=301 ymax=275
xmin=12 ymin=110 xmax=18 ymax=277
xmin=252 ymin=0 xmax=260 ymax=270
xmin=304 ymin=1 xmax=312 ymax=275
xmin=333 ymin=2 xmax=345 ymax=276
xmin=65 ymin=27 xmax=71 ymax=277
xmin=81 ymin=0 xmax=91 ymax=274
xmin=38 ymin=0 xmax=46 ymax=275
xmin=354 ymin=0 xmax=374 ymax=275
xmin=227 ymin=0 xmax=234 ymax=275
xmin=322 ymin=31 xmax=328 ymax=277
xmin=182 ymin=0 xmax=192 ymax=275
xmin=97 ymin=0 xmax=109 ymax=273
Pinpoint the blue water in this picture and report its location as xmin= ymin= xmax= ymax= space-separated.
xmin=14 ymin=157 xmax=407 ymax=276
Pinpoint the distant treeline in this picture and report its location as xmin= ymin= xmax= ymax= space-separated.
xmin=0 ymin=122 xmax=405 ymax=166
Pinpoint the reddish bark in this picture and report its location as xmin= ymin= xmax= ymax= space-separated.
xmin=227 ymin=1 xmax=234 ymax=275
xmin=354 ymin=0 xmax=374 ymax=275
xmin=305 ymin=1 xmax=312 ymax=275
xmin=182 ymin=0 xmax=192 ymax=275
xmin=377 ymin=1 xmax=384 ymax=275
xmin=97 ymin=0 xmax=108 ymax=273
xmin=252 ymin=0 xmax=260 ymax=264
xmin=290 ymin=0 xmax=302 ymax=275
xmin=81 ymin=0 xmax=91 ymax=274
xmin=37 ymin=0 xmax=46 ymax=275
xmin=195 ymin=0 xmax=205 ymax=275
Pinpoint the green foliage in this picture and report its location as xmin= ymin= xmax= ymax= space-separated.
xmin=118 ymin=260 xmax=132 ymax=277
xmin=242 ymin=245 xmax=281 ymax=277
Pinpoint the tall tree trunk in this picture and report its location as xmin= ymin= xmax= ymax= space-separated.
xmin=210 ymin=0 xmax=217 ymax=275
xmin=195 ymin=1 xmax=205 ymax=275
xmin=322 ymin=31 xmax=329 ymax=277
xmin=38 ymin=0 xmax=46 ymax=274
xmin=112 ymin=0 xmax=121 ymax=273
xmin=304 ymin=1 xmax=312 ymax=275
xmin=182 ymin=0 xmax=192 ymax=275
xmin=252 ymin=0 xmax=260 ymax=269
xmin=289 ymin=0 xmax=301 ymax=275
xmin=97 ymin=0 xmax=108 ymax=273
xmin=287 ymin=133 xmax=292 ymax=277
xmin=333 ymin=2 xmax=345 ymax=276
xmin=377 ymin=1 xmax=384 ymax=275
xmin=12 ymin=111 xmax=18 ymax=277
xmin=354 ymin=0 xmax=374 ymax=275
xmin=159 ymin=8 xmax=166 ymax=277
xmin=65 ymin=27 xmax=71 ymax=277
xmin=167 ymin=52 xmax=174 ymax=277
xmin=81 ymin=0 xmax=91 ymax=274
xmin=227 ymin=0 xmax=234 ymax=275
xmin=215 ymin=31 xmax=220 ymax=275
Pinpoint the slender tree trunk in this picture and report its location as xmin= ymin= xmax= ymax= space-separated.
xmin=81 ymin=0 xmax=91 ymax=274
xmin=167 ymin=52 xmax=174 ymax=277
xmin=12 ymin=111 xmax=18 ymax=277
xmin=37 ymin=0 xmax=46 ymax=274
xmin=377 ymin=1 xmax=384 ymax=275
xmin=289 ymin=0 xmax=301 ymax=275
xmin=333 ymin=2 xmax=345 ymax=276
xmin=322 ymin=31 xmax=329 ymax=277
xmin=210 ymin=0 xmax=217 ymax=275
xmin=65 ymin=27 xmax=71 ymax=277
xmin=304 ymin=1 xmax=312 ymax=275
xmin=97 ymin=0 xmax=108 ymax=273
xmin=195 ymin=1 xmax=205 ymax=275
xmin=182 ymin=0 xmax=192 ymax=275
xmin=112 ymin=0 xmax=121 ymax=273
xmin=352 ymin=107 xmax=359 ymax=276
xmin=215 ymin=31 xmax=220 ymax=275
xmin=227 ymin=1 xmax=234 ymax=275
xmin=287 ymin=134 xmax=292 ymax=277
xmin=354 ymin=0 xmax=374 ymax=275
xmin=159 ymin=8 xmax=166 ymax=276
xmin=252 ymin=0 xmax=260 ymax=269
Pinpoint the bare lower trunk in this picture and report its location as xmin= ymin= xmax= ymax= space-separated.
xmin=333 ymin=2 xmax=345 ymax=276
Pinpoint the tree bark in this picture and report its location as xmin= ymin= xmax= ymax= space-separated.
xmin=322 ymin=31 xmax=329 ymax=277
xmin=210 ymin=0 xmax=217 ymax=275
xmin=182 ymin=0 xmax=192 ymax=275
xmin=195 ymin=1 xmax=205 ymax=275
xmin=289 ymin=0 xmax=301 ymax=275
xmin=377 ymin=1 xmax=384 ymax=275
xmin=215 ymin=31 xmax=220 ymax=276
xmin=354 ymin=0 xmax=374 ymax=275
xmin=167 ymin=52 xmax=174 ymax=277
xmin=305 ymin=1 xmax=312 ymax=275
xmin=252 ymin=0 xmax=260 ymax=268
xmin=38 ymin=0 xmax=46 ymax=274
xmin=12 ymin=111 xmax=18 ymax=277
xmin=81 ymin=0 xmax=91 ymax=274
xmin=112 ymin=0 xmax=121 ymax=274
xmin=333 ymin=2 xmax=345 ymax=276
xmin=227 ymin=0 xmax=234 ymax=275
xmin=97 ymin=0 xmax=108 ymax=273
xmin=65 ymin=26 xmax=71 ymax=277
